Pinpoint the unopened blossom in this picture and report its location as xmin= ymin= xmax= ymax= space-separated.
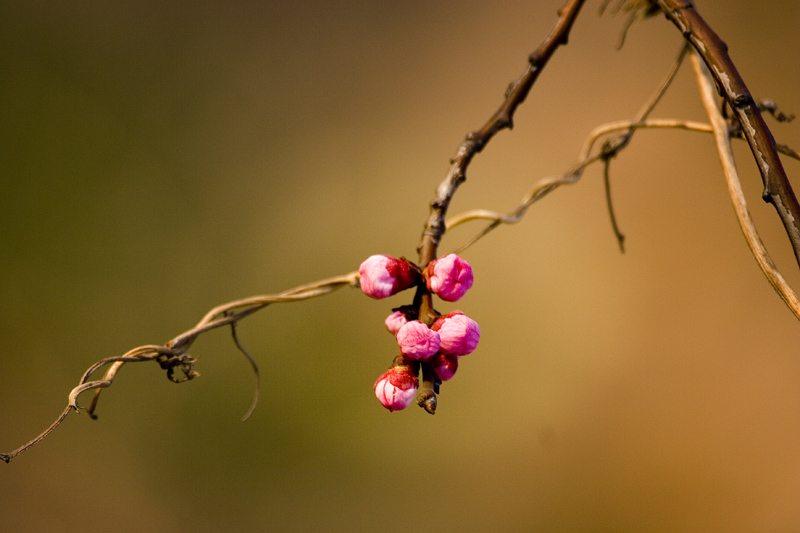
xmin=396 ymin=320 xmax=441 ymax=361
xmin=359 ymin=255 xmax=420 ymax=299
xmin=374 ymin=365 xmax=418 ymax=412
xmin=384 ymin=310 xmax=409 ymax=335
xmin=431 ymin=311 xmax=480 ymax=355
xmin=426 ymin=254 xmax=473 ymax=302
xmin=431 ymin=353 xmax=459 ymax=381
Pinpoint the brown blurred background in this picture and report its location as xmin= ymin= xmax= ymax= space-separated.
xmin=2 ymin=1 xmax=800 ymax=531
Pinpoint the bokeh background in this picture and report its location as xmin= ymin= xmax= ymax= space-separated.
xmin=2 ymin=1 xmax=800 ymax=530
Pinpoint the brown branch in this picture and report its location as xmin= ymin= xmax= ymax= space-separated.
xmin=1 ymin=271 xmax=359 ymax=463
xmin=415 ymin=0 xmax=587 ymax=324
xmin=601 ymin=44 xmax=688 ymax=159
xmin=597 ymin=43 xmax=688 ymax=252
xmin=691 ymin=50 xmax=800 ymax=321
xmin=446 ymin=118 xmax=800 ymax=253
xmin=655 ymin=0 xmax=800 ymax=270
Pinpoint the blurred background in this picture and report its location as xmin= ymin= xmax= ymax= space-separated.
xmin=2 ymin=1 xmax=800 ymax=530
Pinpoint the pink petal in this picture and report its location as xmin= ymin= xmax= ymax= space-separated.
xmin=396 ymin=321 xmax=441 ymax=361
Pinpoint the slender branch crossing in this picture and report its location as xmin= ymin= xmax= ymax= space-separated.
xmin=691 ymin=51 xmax=800 ymax=320
xmin=415 ymin=0 xmax=587 ymax=324
xmin=655 ymin=0 xmax=800 ymax=268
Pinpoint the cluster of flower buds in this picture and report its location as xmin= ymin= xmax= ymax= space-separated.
xmin=359 ymin=253 xmax=480 ymax=414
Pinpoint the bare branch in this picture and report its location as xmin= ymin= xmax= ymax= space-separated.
xmin=655 ymin=0 xmax=800 ymax=270
xmin=0 ymin=407 xmax=72 ymax=464
xmin=444 ymin=118 xmax=699 ymax=248
xmin=446 ymin=44 xmax=689 ymax=253
xmin=598 ymin=43 xmax=688 ymax=251
xmin=446 ymin=118 xmax=799 ymax=253
xmin=231 ymin=321 xmax=261 ymax=422
xmin=415 ymin=0 xmax=587 ymax=325
xmin=601 ymin=44 xmax=689 ymax=159
xmin=599 ymin=0 xmax=661 ymax=49
xmin=603 ymin=158 xmax=626 ymax=252
xmin=690 ymin=51 xmax=800 ymax=321
xmin=1 ymin=271 xmax=359 ymax=463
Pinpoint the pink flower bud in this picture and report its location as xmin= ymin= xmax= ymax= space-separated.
xmin=359 ymin=255 xmax=419 ymax=299
xmin=396 ymin=320 xmax=441 ymax=361
xmin=431 ymin=353 xmax=459 ymax=381
xmin=384 ymin=310 xmax=409 ymax=335
xmin=374 ymin=366 xmax=418 ymax=412
xmin=426 ymin=254 xmax=473 ymax=302
xmin=431 ymin=311 xmax=480 ymax=355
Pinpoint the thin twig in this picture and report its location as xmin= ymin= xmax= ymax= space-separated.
xmin=603 ymin=158 xmax=626 ymax=252
xmin=603 ymin=44 xmax=689 ymax=158
xmin=690 ymin=51 xmax=800 ymax=321
xmin=599 ymin=0 xmax=660 ymax=49
xmin=231 ymin=321 xmax=261 ymax=422
xmin=0 ymin=407 xmax=72 ymax=464
xmin=597 ymin=43 xmax=688 ymax=251
xmin=446 ymin=117 xmax=799 ymax=253
xmin=451 ymin=44 xmax=688 ymax=254
xmin=415 ymin=0 xmax=587 ymax=325
xmin=1 ymin=271 xmax=359 ymax=463
xmin=446 ymin=118 xmax=699 ymax=250
xmin=656 ymin=0 xmax=800 ymax=270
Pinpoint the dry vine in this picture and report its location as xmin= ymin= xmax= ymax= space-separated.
xmin=4 ymin=0 xmax=800 ymax=462
xmin=655 ymin=0 xmax=800 ymax=267
xmin=1 ymin=273 xmax=358 ymax=463
xmin=690 ymin=52 xmax=800 ymax=319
